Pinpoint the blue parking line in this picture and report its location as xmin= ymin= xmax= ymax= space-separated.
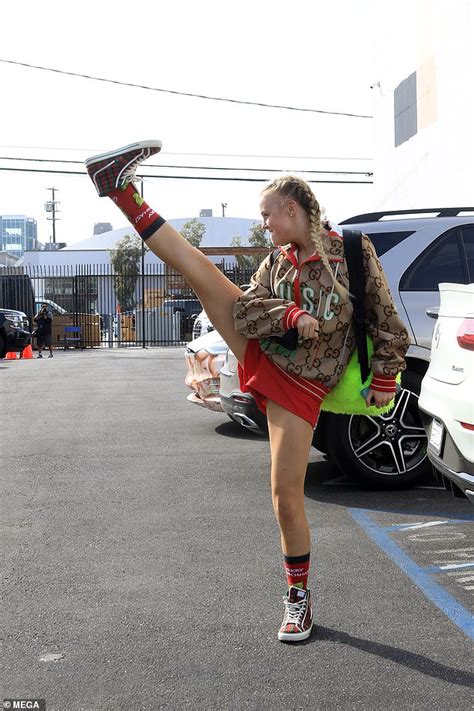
xmin=349 ymin=508 xmax=474 ymax=640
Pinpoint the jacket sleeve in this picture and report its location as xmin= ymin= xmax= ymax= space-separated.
xmin=233 ymin=254 xmax=308 ymax=338
xmin=362 ymin=234 xmax=411 ymax=393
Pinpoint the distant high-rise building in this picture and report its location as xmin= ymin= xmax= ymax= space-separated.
xmin=0 ymin=215 xmax=38 ymax=257
xmin=94 ymin=222 xmax=113 ymax=235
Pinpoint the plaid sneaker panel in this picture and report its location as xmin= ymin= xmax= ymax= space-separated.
xmin=85 ymin=141 xmax=162 ymax=197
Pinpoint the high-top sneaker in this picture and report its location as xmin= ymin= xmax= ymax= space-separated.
xmin=85 ymin=140 xmax=162 ymax=197
xmin=278 ymin=586 xmax=313 ymax=642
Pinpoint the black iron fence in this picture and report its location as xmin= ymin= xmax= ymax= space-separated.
xmin=0 ymin=263 xmax=255 ymax=348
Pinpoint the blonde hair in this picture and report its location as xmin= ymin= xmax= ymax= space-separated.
xmin=262 ymin=175 xmax=347 ymax=297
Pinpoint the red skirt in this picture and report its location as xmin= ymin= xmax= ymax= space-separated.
xmin=238 ymin=340 xmax=329 ymax=428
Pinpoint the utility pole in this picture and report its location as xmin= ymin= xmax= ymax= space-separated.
xmin=45 ymin=187 xmax=60 ymax=243
xmin=221 ymin=202 xmax=228 ymax=217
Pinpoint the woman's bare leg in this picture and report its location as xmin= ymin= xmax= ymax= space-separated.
xmin=266 ymin=400 xmax=313 ymax=556
xmin=145 ymin=223 xmax=248 ymax=363
xmin=84 ymin=140 xmax=248 ymax=363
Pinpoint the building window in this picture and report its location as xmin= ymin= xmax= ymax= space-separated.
xmin=394 ymin=72 xmax=417 ymax=147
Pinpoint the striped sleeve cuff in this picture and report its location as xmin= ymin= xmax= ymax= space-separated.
xmin=283 ymin=305 xmax=308 ymax=330
xmin=370 ymin=374 xmax=398 ymax=393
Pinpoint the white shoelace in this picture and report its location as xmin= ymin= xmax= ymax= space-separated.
xmin=282 ymin=596 xmax=307 ymax=626
xmin=121 ymin=167 xmax=143 ymax=186
xmin=120 ymin=148 xmax=154 ymax=186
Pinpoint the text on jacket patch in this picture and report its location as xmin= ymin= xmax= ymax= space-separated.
xmin=278 ymin=283 xmax=340 ymax=320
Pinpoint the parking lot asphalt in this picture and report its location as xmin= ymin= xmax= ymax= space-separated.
xmin=2 ymin=348 xmax=473 ymax=711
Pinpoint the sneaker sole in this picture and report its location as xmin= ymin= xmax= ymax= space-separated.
xmin=85 ymin=140 xmax=162 ymax=167
xmin=278 ymin=621 xmax=313 ymax=642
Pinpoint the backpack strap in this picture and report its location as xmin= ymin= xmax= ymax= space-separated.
xmin=268 ymin=248 xmax=280 ymax=296
xmin=342 ymin=229 xmax=370 ymax=383
xmin=269 ymin=248 xmax=280 ymax=268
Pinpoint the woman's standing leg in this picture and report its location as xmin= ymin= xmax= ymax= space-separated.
xmin=266 ymin=399 xmax=315 ymax=642
xmin=85 ymin=141 xmax=248 ymax=362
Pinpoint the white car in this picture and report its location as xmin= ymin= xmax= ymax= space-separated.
xmin=192 ymin=309 xmax=214 ymax=340
xmin=184 ymin=329 xmax=227 ymax=412
xmin=419 ymin=283 xmax=474 ymax=501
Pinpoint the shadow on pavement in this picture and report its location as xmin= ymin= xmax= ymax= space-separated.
xmin=304 ymin=466 xmax=472 ymax=517
xmin=214 ymin=419 xmax=268 ymax=441
xmin=315 ymin=625 xmax=473 ymax=687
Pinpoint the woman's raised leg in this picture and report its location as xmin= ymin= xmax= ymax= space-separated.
xmin=85 ymin=140 xmax=248 ymax=362
xmin=143 ymin=223 xmax=247 ymax=362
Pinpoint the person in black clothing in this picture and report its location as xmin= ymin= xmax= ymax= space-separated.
xmin=34 ymin=304 xmax=54 ymax=358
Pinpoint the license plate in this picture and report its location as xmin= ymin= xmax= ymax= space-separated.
xmin=430 ymin=419 xmax=444 ymax=456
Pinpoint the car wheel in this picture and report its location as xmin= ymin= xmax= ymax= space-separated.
xmin=325 ymin=370 xmax=429 ymax=488
xmin=0 ymin=332 xmax=5 ymax=358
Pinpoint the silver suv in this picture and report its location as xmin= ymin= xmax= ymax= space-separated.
xmin=220 ymin=207 xmax=474 ymax=488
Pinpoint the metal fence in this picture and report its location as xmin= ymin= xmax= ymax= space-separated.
xmin=0 ymin=262 xmax=255 ymax=348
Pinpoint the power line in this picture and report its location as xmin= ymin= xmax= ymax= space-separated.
xmin=0 ymin=156 xmax=373 ymax=177
xmin=0 ymin=145 xmax=373 ymax=161
xmin=0 ymin=166 xmax=373 ymax=184
xmin=0 ymin=58 xmax=373 ymax=119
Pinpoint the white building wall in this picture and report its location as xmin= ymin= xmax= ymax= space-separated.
xmin=371 ymin=0 xmax=474 ymax=209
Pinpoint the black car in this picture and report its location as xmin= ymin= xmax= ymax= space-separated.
xmin=0 ymin=309 xmax=31 ymax=358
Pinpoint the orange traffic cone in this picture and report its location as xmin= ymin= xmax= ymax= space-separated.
xmin=22 ymin=344 xmax=33 ymax=359
xmin=5 ymin=351 xmax=17 ymax=360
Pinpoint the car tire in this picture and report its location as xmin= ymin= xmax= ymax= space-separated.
xmin=325 ymin=369 xmax=430 ymax=489
xmin=0 ymin=332 xmax=5 ymax=358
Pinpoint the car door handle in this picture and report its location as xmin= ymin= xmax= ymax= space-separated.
xmin=426 ymin=307 xmax=439 ymax=319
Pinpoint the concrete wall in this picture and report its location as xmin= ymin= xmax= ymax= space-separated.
xmin=371 ymin=0 xmax=473 ymax=209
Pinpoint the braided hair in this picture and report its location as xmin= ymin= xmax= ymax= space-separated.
xmin=261 ymin=175 xmax=347 ymax=296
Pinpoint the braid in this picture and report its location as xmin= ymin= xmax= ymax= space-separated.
xmin=262 ymin=175 xmax=347 ymax=297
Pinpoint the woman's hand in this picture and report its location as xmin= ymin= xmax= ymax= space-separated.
xmin=295 ymin=313 xmax=319 ymax=340
xmin=364 ymin=388 xmax=394 ymax=408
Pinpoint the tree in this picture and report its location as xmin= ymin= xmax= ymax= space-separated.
xmin=248 ymin=221 xmax=272 ymax=268
xmin=180 ymin=219 xmax=206 ymax=248
xmin=109 ymin=234 xmax=143 ymax=312
xmin=230 ymin=235 xmax=252 ymax=270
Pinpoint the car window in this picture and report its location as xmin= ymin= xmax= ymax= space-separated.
xmin=400 ymin=229 xmax=468 ymax=291
xmin=364 ymin=231 xmax=414 ymax=257
xmin=461 ymin=225 xmax=474 ymax=281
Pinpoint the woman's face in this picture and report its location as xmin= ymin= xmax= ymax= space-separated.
xmin=259 ymin=193 xmax=293 ymax=246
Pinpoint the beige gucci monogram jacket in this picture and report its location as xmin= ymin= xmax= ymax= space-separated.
xmin=233 ymin=228 xmax=410 ymax=393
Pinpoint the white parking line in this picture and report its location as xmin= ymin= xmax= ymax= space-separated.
xmin=397 ymin=520 xmax=449 ymax=531
xmin=440 ymin=562 xmax=474 ymax=571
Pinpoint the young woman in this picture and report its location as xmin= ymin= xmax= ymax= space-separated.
xmin=85 ymin=140 xmax=410 ymax=642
